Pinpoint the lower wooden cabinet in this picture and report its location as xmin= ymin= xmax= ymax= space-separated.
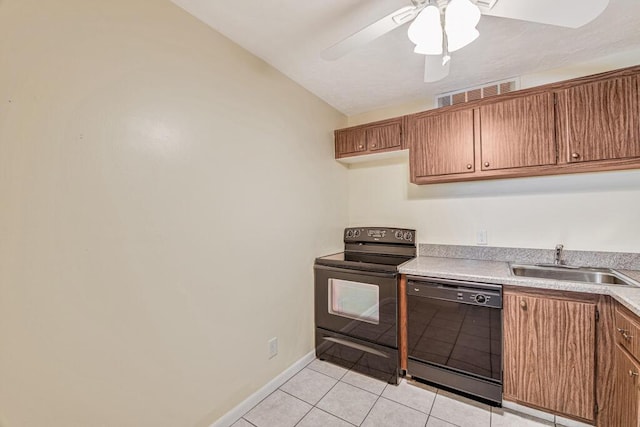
xmin=612 ymin=303 xmax=640 ymax=427
xmin=503 ymin=289 xmax=597 ymax=422
xmin=613 ymin=342 xmax=640 ymax=426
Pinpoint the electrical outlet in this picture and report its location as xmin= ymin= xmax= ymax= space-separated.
xmin=477 ymin=230 xmax=488 ymax=246
xmin=268 ymin=337 xmax=278 ymax=359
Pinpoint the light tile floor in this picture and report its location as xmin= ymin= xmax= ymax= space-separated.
xmin=232 ymin=359 xmax=574 ymax=427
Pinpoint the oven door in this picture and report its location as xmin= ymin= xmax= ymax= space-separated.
xmin=314 ymin=264 xmax=398 ymax=348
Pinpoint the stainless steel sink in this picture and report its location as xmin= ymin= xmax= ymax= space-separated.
xmin=510 ymin=263 xmax=639 ymax=286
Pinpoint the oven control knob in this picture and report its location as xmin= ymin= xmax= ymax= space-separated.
xmin=475 ymin=294 xmax=487 ymax=304
xmin=346 ymin=229 xmax=353 ymax=238
xmin=403 ymin=232 xmax=413 ymax=241
xmin=353 ymin=229 xmax=361 ymax=237
xmin=395 ymin=230 xmax=404 ymax=240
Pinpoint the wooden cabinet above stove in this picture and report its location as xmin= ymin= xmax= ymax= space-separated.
xmin=334 ymin=117 xmax=404 ymax=159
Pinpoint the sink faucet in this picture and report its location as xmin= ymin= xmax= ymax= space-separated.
xmin=554 ymin=244 xmax=564 ymax=265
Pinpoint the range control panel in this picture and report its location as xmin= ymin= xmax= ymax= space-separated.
xmin=344 ymin=227 xmax=416 ymax=244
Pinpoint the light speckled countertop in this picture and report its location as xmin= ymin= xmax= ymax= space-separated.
xmin=399 ymin=256 xmax=640 ymax=317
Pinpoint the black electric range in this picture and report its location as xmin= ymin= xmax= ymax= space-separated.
xmin=314 ymin=227 xmax=416 ymax=384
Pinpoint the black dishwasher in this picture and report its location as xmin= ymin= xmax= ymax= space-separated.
xmin=406 ymin=276 xmax=503 ymax=405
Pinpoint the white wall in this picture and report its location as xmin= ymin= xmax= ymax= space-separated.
xmin=348 ymin=158 xmax=640 ymax=252
xmin=0 ymin=1 xmax=347 ymax=426
xmin=347 ymin=51 xmax=640 ymax=253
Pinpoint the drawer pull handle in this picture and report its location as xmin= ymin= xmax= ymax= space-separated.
xmin=630 ymin=370 xmax=639 ymax=377
xmin=520 ymin=300 xmax=527 ymax=309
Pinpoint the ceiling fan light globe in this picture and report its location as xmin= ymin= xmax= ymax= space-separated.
xmin=445 ymin=0 xmax=481 ymax=51
xmin=445 ymin=0 xmax=481 ymax=28
xmin=407 ymin=5 xmax=442 ymax=48
xmin=446 ymin=28 xmax=479 ymax=51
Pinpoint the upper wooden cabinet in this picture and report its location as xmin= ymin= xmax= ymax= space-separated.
xmin=335 ymin=127 xmax=367 ymax=156
xmin=339 ymin=65 xmax=640 ymax=183
xmin=408 ymin=108 xmax=475 ymax=180
xmin=335 ymin=118 xmax=403 ymax=159
xmin=407 ymin=92 xmax=557 ymax=183
xmin=479 ymin=92 xmax=556 ymax=170
xmin=503 ymin=289 xmax=597 ymax=423
xmin=556 ymin=75 xmax=640 ymax=164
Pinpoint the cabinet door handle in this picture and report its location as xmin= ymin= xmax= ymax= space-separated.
xmin=483 ymin=162 xmax=490 ymax=168
xmin=466 ymin=164 xmax=472 ymax=170
xmin=520 ymin=300 xmax=527 ymax=309
xmin=571 ymin=152 xmax=580 ymax=160
xmin=371 ymin=144 xmax=377 ymax=148
xmin=630 ymin=370 xmax=639 ymax=377
xmin=618 ymin=327 xmax=633 ymax=340
xmin=358 ymin=144 xmax=364 ymax=149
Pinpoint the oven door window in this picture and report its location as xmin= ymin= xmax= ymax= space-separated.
xmin=328 ymin=279 xmax=379 ymax=324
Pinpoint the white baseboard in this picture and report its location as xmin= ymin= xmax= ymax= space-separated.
xmin=209 ymin=350 xmax=316 ymax=427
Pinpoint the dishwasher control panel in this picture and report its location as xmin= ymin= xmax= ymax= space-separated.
xmin=407 ymin=277 xmax=502 ymax=308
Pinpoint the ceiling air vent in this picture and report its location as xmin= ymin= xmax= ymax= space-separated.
xmin=473 ymin=0 xmax=499 ymax=11
xmin=436 ymin=77 xmax=520 ymax=108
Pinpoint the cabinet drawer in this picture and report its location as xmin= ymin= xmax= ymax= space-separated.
xmin=615 ymin=305 xmax=640 ymax=360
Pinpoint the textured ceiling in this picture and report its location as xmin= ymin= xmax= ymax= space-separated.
xmin=170 ymin=0 xmax=640 ymax=116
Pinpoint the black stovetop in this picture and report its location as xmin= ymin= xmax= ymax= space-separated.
xmin=314 ymin=251 xmax=413 ymax=274
xmin=314 ymin=227 xmax=417 ymax=274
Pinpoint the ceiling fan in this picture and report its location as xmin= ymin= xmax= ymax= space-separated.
xmin=322 ymin=0 xmax=610 ymax=82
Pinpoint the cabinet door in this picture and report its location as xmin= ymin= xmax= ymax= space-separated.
xmin=367 ymin=122 xmax=401 ymax=152
xmin=613 ymin=344 xmax=640 ymax=427
xmin=556 ymin=75 xmax=640 ymax=163
xmin=503 ymin=292 xmax=596 ymax=421
xmin=335 ymin=128 xmax=367 ymax=157
xmin=479 ymin=93 xmax=556 ymax=170
xmin=409 ymin=109 xmax=475 ymax=178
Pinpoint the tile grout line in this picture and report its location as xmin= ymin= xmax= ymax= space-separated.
xmin=239 ymin=418 xmax=258 ymax=427
xmin=427 ymin=385 xmax=438 ymax=415
xmin=309 ymin=406 xmax=359 ymax=427
xmin=358 ymin=393 xmax=382 ymax=426
xmin=284 ymin=368 xmax=359 ymax=427
xmin=380 ymin=393 xmax=435 ymax=417
xmin=339 ymin=380 xmax=386 ymax=397
xmin=286 ymin=373 xmax=339 ymax=427
xmin=335 ymin=373 xmax=386 ymax=426
xmin=305 ymin=363 xmax=348 ymax=381
xmin=427 ymin=414 xmax=462 ymax=427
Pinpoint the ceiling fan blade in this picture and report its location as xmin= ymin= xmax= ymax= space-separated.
xmin=322 ymin=5 xmax=423 ymax=60
xmin=480 ymin=0 xmax=609 ymax=29
xmin=424 ymin=55 xmax=450 ymax=83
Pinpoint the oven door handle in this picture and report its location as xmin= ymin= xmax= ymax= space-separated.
xmin=314 ymin=264 xmax=398 ymax=278
xmin=322 ymin=337 xmax=390 ymax=358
